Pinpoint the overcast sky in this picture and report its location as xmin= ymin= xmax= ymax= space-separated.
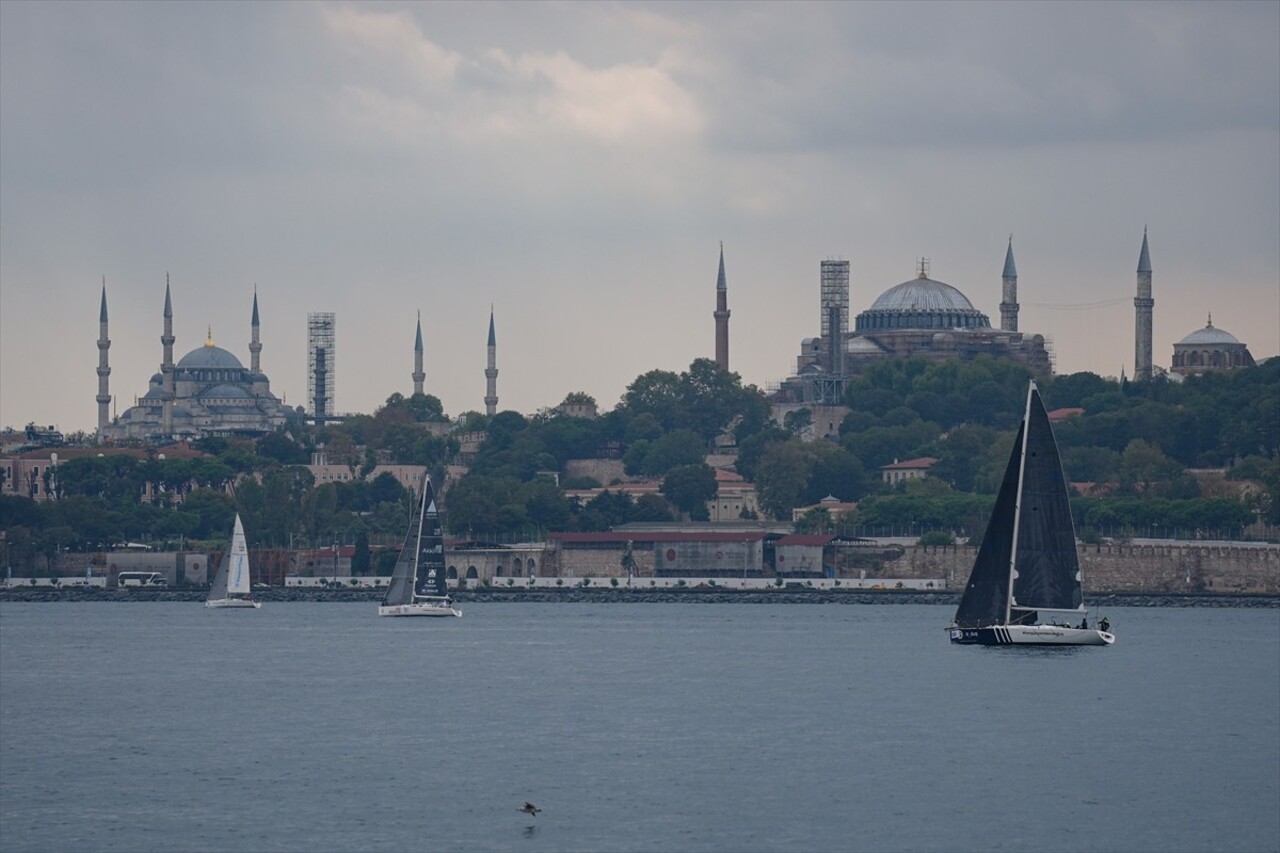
xmin=2 ymin=0 xmax=1277 ymax=435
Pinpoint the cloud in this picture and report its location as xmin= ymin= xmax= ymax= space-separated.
xmin=318 ymin=4 xmax=703 ymax=150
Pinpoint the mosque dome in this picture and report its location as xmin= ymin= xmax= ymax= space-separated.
xmin=177 ymin=343 xmax=244 ymax=370
xmin=1170 ymin=315 xmax=1255 ymax=377
xmin=869 ymin=275 xmax=980 ymax=313
xmin=856 ymin=271 xmax=990 ymax=333
xmin=1177 ymin=321 xmax=1240 ymax=346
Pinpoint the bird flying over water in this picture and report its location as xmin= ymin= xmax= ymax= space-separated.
xmin=520 ymin=802 xmax=541 ymax=817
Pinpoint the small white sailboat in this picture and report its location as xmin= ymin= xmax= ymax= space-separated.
xmin=206 ymin=514 xmax=261 ymax=609
xmin=949 ymin=380 xmax=1113 ymax=646
xmin=378 ymin=477 xmax=461 ymax=618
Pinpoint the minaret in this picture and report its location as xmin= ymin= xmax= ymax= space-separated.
xmin=412 ymin=312 xmax=425 ymax=396
xmin=161 ymin=275 xmax=175 ymax=435
xmin=713 ymin=242 xmax=730 ymax=371
xmin=484 ymin=308 xmax=498 ymax=416
xmin=999 ymin=235 xmax=1019 ymax=332
xmin=96 ymin=279 xmax=111 ymax=436
xmin=249 ymin=288 xmax=262 ymax=374
xmin=1134 ymin=228 xmax=1154 ymax=381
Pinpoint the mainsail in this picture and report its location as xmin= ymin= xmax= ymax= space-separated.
xmin=953 ymin=384 xmax=1083 ymax=628
xmin=227 ymin=515 xmax=251 ymax=596
xmin=207 ymin=514 xmax=252 ymax=603
xmin=381 ymin=477 xmax=446 ymax=607
xmin=1009 ymin=386 xmax=1084 ymax=615
xmin=413 ymin=480 xmax=448 ymax=599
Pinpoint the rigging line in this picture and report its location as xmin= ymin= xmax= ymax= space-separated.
xmin=1023 ymin=297 xmax=1131 ymax=310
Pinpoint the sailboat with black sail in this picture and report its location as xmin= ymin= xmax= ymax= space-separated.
xmin=949 ymin=380 xmax=1113 ymax=646
xmin=206 ymin=514 xmax=261 ymax=609
xmin=379 ymin=476 xmax=461 ymax=618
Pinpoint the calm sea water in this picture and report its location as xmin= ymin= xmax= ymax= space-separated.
xmin=1 ymin=602 xmax=1277 ymax=853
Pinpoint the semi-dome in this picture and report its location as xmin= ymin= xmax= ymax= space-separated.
xmin=868 ymin=274 xmax=980 ymax=313
xmin=1177 ymin=321 xmax=1240 ymax=346
xmin=201 ymin=383 xmax=253 ymax=399
xmin=177 ymin=343 xmax=244 ymax=370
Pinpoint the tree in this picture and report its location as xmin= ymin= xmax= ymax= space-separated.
xmin=754 ymin=441 xmax=812 ymax=520
xmin=352 ymin=530 xmax=371 ymax=574
xmin=661 ymin=464 xmax=718 ymax=520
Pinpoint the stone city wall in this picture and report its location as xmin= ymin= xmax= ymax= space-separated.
xmin=882 ymin=544 xmax=1280 ymax=595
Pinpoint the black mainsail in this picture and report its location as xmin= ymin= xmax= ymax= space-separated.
xmin=381 ymin=477 xmax=447 ymax=607
xmin=953 ymin=382 xmax=1083 ymax=629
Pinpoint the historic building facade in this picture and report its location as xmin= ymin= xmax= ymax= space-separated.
xmin=774 ymin=240 xmax=1052 ymax=405
xmin=99 ymin=282 xmax=296 ymax=441
xmin=1170 ymin=316 xmax=1257 ymax=377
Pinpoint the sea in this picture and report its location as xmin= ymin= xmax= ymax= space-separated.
xmin=1 ymin=602 xmax=1277 ymax=853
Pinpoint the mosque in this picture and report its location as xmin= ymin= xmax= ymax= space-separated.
xmin=769 ymin=238 xmax=1052 ymax=406
xmin=97 ymin=280 xmax=297 ymax=441
xmin=1169 ymin=315 xmax=1257 ymax=377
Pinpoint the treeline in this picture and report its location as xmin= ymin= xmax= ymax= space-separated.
xmin=1 ymin=357 xmax=1275 ymax=568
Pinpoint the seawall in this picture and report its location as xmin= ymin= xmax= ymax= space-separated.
xmin=884 ymin=543 xmax=1280 ymax=595
xmin=1 ymin=587 xmax=1275 ymax=607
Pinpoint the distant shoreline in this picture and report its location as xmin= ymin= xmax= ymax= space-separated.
xmin=1 ymin=587 xmax=1276 ymax=608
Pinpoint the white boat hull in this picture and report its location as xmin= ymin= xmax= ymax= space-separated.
xmin=950 ymin=624 xmax=1113 ymax=646
xmin=378 ymin=602 xmax=461 ymax=618
xmin=205 ymin=598 xmax=261 ymax=609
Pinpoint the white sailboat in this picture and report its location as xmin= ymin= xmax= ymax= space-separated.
xmin=949 ymin=381 xmax=1113 ymax=646
xmin=378 ymin=477 xmax=461 ymax=618
xmin=206 ymin=514 xmax=261 ymax=609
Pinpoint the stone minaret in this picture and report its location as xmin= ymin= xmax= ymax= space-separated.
xmin=999 ymin=236 xmax=1019 ymax=332
xmin=161 ymin=275 xmax=175 ymax=435
xmin=96 ymin=279 xmax=111 ymax=436
xmin=1134 ymin=228 xmax=1154 ymax=381
xmin=249 ymin=289 xmax=262 ymax=374
xmin=413 ymin=312 xmax=425 ymax=396
xmin=713 ymin=243 xmax=730 ymax=371
xmin=484 ymin=308 xmax=498 ymax=415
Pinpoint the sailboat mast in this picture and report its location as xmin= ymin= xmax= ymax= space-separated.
xmin=1005 ymin=381 xmax=1036 ymax=625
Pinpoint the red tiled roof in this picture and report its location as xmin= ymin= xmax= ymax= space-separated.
xmin=1048 ymin=407 xmax=1085 ymax=422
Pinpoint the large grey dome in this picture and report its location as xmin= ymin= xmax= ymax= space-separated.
xmin=1177 ymin=322 xmax=1240 ymax=346
xmin=177 ymin=343 xmax=244 ymax=370
xmin=869 ymin=275 xmax=979 ymax=313
xmin=856 ymin=272 xmax=990 ymax=333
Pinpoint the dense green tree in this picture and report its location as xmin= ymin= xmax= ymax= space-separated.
xmin=661 ymin=464 xmax=718 ymax=520
xmin=257 ymin=429 xmax=309 ymax=465
xmin=754 ymin=441 xmax=812 ymax=520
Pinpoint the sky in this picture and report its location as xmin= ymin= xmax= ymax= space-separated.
xmin=2 ymin=0 xmax=1277 ymax=436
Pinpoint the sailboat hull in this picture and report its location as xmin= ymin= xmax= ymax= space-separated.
xmin=205 ymin=598 xmax=261 ymax=609
xmin=378 ymin=601 xmax=461 ymax=618
xmin=950 ymin=625 xmax=1114 ymax=646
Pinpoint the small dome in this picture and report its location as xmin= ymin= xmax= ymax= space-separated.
xmin=177 ymin=345 xmax=244 ymax=370
xmin=150 ymin=373 xmax=164 ymax=385
xmin=1177 ymin=320 xmax=1241 ymax=346
xmin=869 ymin=275 xmax=979 ymax=313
